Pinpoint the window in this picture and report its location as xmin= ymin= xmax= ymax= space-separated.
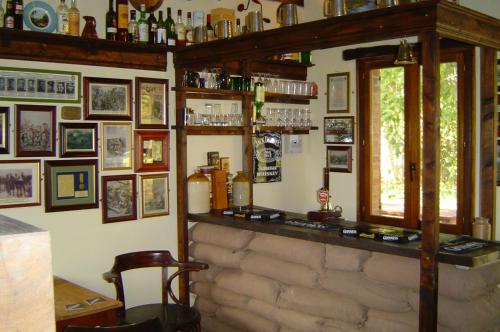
xmin=358 ymin=48 xmax=474 ymax=234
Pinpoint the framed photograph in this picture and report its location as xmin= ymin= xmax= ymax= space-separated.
xmin=0 ymin=160 xmax=41 ymax=208
xmin=102 ymin=122 xmax=132 ymax=170
xmin=59 ymin=122 xmax=98 ymax=158
xmin=0 ymin=66 xmax=80 ymax=103
xmin=140 ymin=173 xmax=169 ymax=218
xmin=135 ymin=77 xmax=168 ymax=129
xmin=327 ymin=146 xmax=353 ymax=173
xmin=44 ymin=159 xmax=98 ymax=212
xmin=15 ymin=104 xmax=56 ymax=157
xmin=327 ymin=72 xmax=350 ymax=113
xmin=0 ymin=107 xmax=9 ymax=154
xmin=84 ymin=77 xmax=132 ymax=121
xmin=324 ymin=116 xmax=355 ymax=144
xmin=102 ymin=175 xmax=137 ymax=224
xmin=134 ymin=130 xmax=169 ymax=172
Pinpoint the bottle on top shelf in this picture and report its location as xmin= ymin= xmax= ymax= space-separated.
xmin=234 ymin=18 xmax=242 ymax=36
xmin=137 ymin=4 xmax=148 ymax=43
xmin=185 ymin=11 xmax=193 ymax=46
xmin=105 ymin=0 xmax=117 ymax=40
xmin=115 ymin=0 xmax=128 ymax=41
xmin=56 ymin=0 xmax=69 ymax=34
xmin=206 ymin=14 xmax=215 ymax=42
xmin=175 ymin=9 xmax=186 ymax=47
xmin=156 ymin=10 xmax=166 ymax=44
xmin=67 ymin=0 xmax=80 ymax=36
xmin=0 ymin=1 xmax=5 ymax=28
xmin=147 ymin=9 xmax=157 ymax=44
xmin=14 ymin=0 xmax=22 ymax=30
xmin=165 ymin=7 xmax=175 ymax=46
xmin=128 ymin=10 xmax=138 ymax=43
xmin=4 ymin=0 xmax=14 ymax=29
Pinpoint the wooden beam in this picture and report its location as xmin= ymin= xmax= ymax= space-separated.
xmin=419 ymin=31 xmax=441 ymax=332
xmin=480 ymin=47 xmax=497 ymax=240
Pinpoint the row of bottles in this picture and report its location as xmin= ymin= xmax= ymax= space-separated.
xmin=0 ymin=0 xmax=23 ymax=29
xmin=56 ymin=0 xmax=80 ymax=36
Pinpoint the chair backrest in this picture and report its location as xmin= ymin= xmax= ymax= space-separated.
xmin=63 ymin=317 xmax=162 ymax=332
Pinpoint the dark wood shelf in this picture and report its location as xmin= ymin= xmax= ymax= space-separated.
xmin=256 ymin=125 xmax=318 ymax=134
xmin=266 ymin=92 xmax=317 ymax=105
xmin=175 ymin=126 xmax=245 ymax=135
xmin=0 ymin=28 xmax=172 ymax=71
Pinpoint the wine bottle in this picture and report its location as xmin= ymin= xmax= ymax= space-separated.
xmin=56 ymin=0 xmax=69 ymax=34
xmin=254 ymin=78 xmax=265 ymax=123
xmin=0 ymin=1 xmax=5 ymax=28
xmin=156 ymin=10 xmax=166 ymax=44
xmin=175 ymin=9 xmax=186 ymax=47
xmin=128 ymin=10 xmax=138 ymax=43
xmin=185 ymin=12 xmax=193 ymax=46
xmin=115 ymin=0 xmax=128 ymax=42
xmin=67 ymin=0 xmax=80 ymax=36
xmin=4 ymin=0 xmax=14 ymax=29
xmin=206 ymin=14 xmax=214 ymax=42
xmin=234 ymin=18 xmax=242 ymax=36
xmin=137 ymin=4 xmax=148 ymax=43
xmin=165 ymin=7 xmax=175 ymax=46
xmin=14 ymin=0 xmax=22 ymax=30
xmin=105 ymin=0 xmax=117 ymax=40
xmin=147 ymin=9 xmax=157 ymax=44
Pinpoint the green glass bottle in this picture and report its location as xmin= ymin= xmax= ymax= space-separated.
xmin=254 ymin=79 xmax=265 ymax=123
xmin=137 ymin=4 xmax=148 ymax=43
xmin=165 ymin=7 xmax=175 ymax=46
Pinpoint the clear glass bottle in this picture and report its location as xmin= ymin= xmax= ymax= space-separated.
xmin=156 ymin=10 xmax=166 ymax=44
xmin=105 ymin=0 xmax=117 ymax=40
xmin=0 ymin=1 xmax=5 ymax=28
xmin=185 ymin=11 xmax=193 ymax=46
xmin=165 ymin=7 xmax=175 ymax=46
xmin=234 ymin=18 xmax=242 ymax=36
xmin=175 ymin=9 xmax=186 ymax=47
xmin=137 ymin=4 xmax=148 ymax=43
xmin=127 ymin=10 xmax=138 ymax=43
xmin=56 ymin=0 xmax=69 ymax=34
xmin=67 ymin=0 xmax=80 ymax=36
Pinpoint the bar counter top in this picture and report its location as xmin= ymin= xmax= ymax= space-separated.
xmin=188 ymin=209 xmax=500 ymax=268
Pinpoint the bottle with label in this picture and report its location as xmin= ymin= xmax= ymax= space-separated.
xmin=68 ymin=0 xmax=80 ymax=36
xmin=234 ymin=18 xmax=242 ymax=36
xmin=14 ymin=0 xmax=22 ymax=30
xmin=128 ymin=10 xmax=138 ymax=42
xmin=105 ymin=0 xmax=117 ymax=40
xmin=137 ymin=4 xmax=148 ymax=43
xmin=206 ymin=14 xmax=214 ymax=42
xmin=185 ymin=12 xmax=193 ymax=46
xmin=165 ymin=7 xmax=175 ymax=46
xmin=156 ymin=10 xmax=166 ymax=44
xmin=115 ymin=0 xmax=128 ymax=42
xmin=4 ymin=0 xmax=14 ymax=28
xmin=147 ymin=9 xmax=157 ymax=44
xmin=253 ymin=78 xmax=265 ymax=123
xmin=56 ymin=0 xmax=69 ymax=34
xmin=0 ymin=1 xmax=5 ymax=28
xmin=175 ymin=9 xmax=186 ymax=47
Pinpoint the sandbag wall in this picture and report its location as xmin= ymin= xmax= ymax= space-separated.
xmin=188 ymin=223 xmax=500 ymax=332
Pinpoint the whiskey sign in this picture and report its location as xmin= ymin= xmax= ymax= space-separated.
xmin=253 ymin=132 xmax=281 ymax=183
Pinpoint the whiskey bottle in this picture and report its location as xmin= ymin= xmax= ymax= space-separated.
xmin=56 ymin=0 xmax=69 ymax=34
xmin=185 ymin=12 xmax=193 ymax=46
xmin=5 ymin=0 xmax=15 ymax=29
xmin=105 ymin=0 xmax=117 ymax=40
xmin=14 ymin=0 xmax=22 ymax=30
xmin=115 ymin=0 xmax=128 ymax=42
xmin=175 ymin=9 xmax=186 ymax=47
xmin=67 ymin=0 xmax=80 ymax=36
xmin=165 ymin=8 xmax=175 ymax=46
xmin=137 ymin=4 xmax=148 ymax=43
xmin=128 ymin=10 xmax=138 ymax=43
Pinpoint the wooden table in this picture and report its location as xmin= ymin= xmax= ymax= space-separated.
xmin=54 ymin=277 xmax=122 ymax=332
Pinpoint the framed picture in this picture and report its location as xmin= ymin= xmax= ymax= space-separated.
xmin=324 ymin=116 xmax=355 ymax=144
xmin=15 ymin=104 xmax=56 ymax=157
xmin=44 ymin=159 xmax=98 ymax=212
xmin=0 ymin=160 xmax=41 ymax=208
xmin=327 ymin=72 xmax=350 ymax=113
xmin=59 ymin=122 xmax=98 ymax=158
xmin=102 ymin=122 xmax=132 ymax=170
xmin=102 ymin=175 xmax=137 ymax=224
xmin=0 ymin=66 xmax=80 ymax=103
xmin=140 ymin=173 xmax=169 ymax=218
xmin=135 ymin=77 xmax=168 ymax=129
xmin=0 ymin=107 xmax=9 ymax=154
xmin=327 ymin=146 xmax=353 ymax=173
xmin=134 ymin=130 xmax=169 ymax=172
xmin=84 ymin=77 xmax=132 ymax=120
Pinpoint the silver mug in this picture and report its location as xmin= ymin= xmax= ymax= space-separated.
xmin=194 ymin=26 xmax=208 ymax=43
xmin=277 ymin=4 xmax=298 ymax=27
xmin=246 ymin=11 xmax=263 ymax=33
xmin=324 ymin=0 xmax=347 ymax=17
xmin=214 ymin=20 xmax=233 ymax=39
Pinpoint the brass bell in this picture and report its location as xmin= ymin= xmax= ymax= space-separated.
xmin=394 ymin=40 xmax=416 ymax=65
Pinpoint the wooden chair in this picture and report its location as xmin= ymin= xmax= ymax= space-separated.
xmin=63 ymin=317 xmax=162 ymax=332
xmin=103 ymin=250 xmax=208 ymax=332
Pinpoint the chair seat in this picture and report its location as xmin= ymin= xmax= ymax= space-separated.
xmin=120 ymin=303 xmax=200 ymax=332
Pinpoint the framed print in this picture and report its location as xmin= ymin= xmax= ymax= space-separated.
xmin=324 ymin=116 xmax=355 ymax=144
xmin=134 ymin=130 xmax=169 ymax=172
xmin=102 ymin=175 xmax=137 ymax=224
xmin=140 ymin=173 xmax=169 ymax=218
xmin=15 ymin=104 xmax=56 ymax=157
xmin=44 ymin=159 xmax=98 ymax=212
xmin=102 ymin=122 xmax=133 ymax=170
xmin=327 ymin=146 xmax=352 ymax=173
xmin=0 ymin=66 xmax=80 ymax=103
xmin=327 ymin=73 xmax=350 ymax=113
xmin=135 ymin=77 xmax=168 ymax=129
xmin=84 ymin=77 xmax=132 ymax=120
xmin=0 ymin=160 xmax=41 ymax=208
xmin=0 ymin=107 xmax=9 ymax=154
xmin=59 ymin=122 xmax=98 ymax=158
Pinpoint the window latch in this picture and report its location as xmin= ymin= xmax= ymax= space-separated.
xmin=409 ymin=162 xmax=417 ymax=182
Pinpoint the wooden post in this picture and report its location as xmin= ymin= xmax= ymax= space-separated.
xmin=480 ymin=47 xmax=497 ymax=239
xmin=419 ymin=31 xmax=440 ymax=332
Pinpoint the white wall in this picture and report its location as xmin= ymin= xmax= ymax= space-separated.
xmin=0 ymin=0 xmax=498 ymax=309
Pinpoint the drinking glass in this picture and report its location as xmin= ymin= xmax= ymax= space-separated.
xmin=204 ymin=103 xmax=213 ymax=125
xmin=213 ymin=104 xmax=222 ymax=126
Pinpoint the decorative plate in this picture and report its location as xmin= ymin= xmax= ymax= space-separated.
xmin=129 ymin=0 xmax=164 ymax=13
xmin=24 ymin=1 xmax=57 ymax=33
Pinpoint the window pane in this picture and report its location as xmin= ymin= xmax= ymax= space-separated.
xmin=370 ymin=67 xmax=405 ymax=219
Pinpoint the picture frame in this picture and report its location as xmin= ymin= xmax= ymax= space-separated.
xmin=135 ymin=77 xmax=169 ymax=129
xmin=44 ymin=159 xmax=98 ymax=212
xmin=102 ymin=174 xmax=137 ymax=224
xmin=15 ymin=104 xmax=56 ymax=157
xmin=140 ymin=173 xmax=169 ymax=218
xmin=0 ymin=160 xmax=41 ymax=208
xmin=84 ymin=77 xmax=132 ymax=121
xmin=0 ymin=66 xmax=81 ymax=103
xmin=327 ymin=146 xmax=353 ymax=173
xmin=327 ymin=72 xmax=350 ymax=113
xmin=324 ymin=116 xmax=355 ymax=144
xmin=102 ymin=122 xmax=133 ymax=171
xmin=0 ymin=107 xmax=9 ymax=154
xmin=59 ymin=122 xmax=98 ymax=158
xmin=134 ymin=130 xmax=169 ymax=172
